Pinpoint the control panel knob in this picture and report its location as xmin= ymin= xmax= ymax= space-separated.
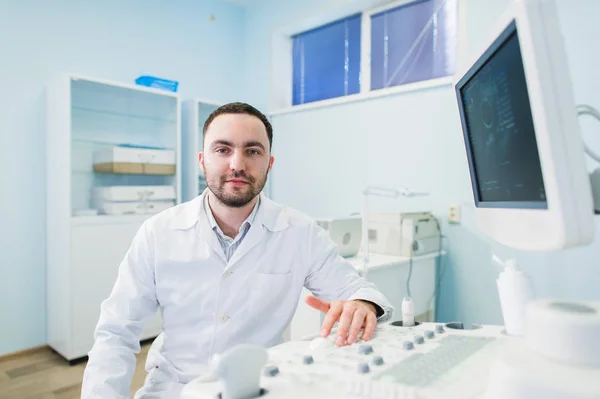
xmin=303 ymin=355 xmax=314 ymax=364
xmin=424 ymin=330 xmax=435 ymax=339
xmin=359 ymin=345 xmax=374 ymax=355
xmin=358 ymin=363 xmax=370 ymax=373
xmin=414 ymin=335 xmax=425 ymax=344
xmin=403 ymin=341 xmax=414 ymax=350
xmin=372 ymin=356 xmax=384 ymax=366
xmin=263 ymin=365 xmax=279 ymax=377
xmin=435 ymin=325 xmax=445 ymax=333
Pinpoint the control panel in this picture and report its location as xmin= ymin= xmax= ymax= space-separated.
xmin=181 ymin=321 xmax=508 ymax=399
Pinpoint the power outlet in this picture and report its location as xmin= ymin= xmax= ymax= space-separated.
xmin=448 ymin=204 xmax=461 ymax=224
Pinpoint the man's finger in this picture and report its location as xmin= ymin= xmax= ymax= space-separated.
xmin=347 ymin=309 xmax=366 ymax=344
xmin=362 ymin=312 xmax=377 ymax=341
xmin=305 ymin=295 xmax=330 ymax=313
xmin=320 ymin=301 xmax=343 ymax=337
xmin=335 ymin=306 xmax=356 ymax=346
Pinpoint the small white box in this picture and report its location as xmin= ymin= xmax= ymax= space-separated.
xmin=93 ymin=147 xmax=176 ymax=175
xmin=94 ymin=146 xmax=175 ymax=165
xmin=93 ymin=186 xmax=176 ymax=202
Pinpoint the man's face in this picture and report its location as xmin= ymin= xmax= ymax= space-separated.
xmin=199 ymin=113 xmax=274 ymax=208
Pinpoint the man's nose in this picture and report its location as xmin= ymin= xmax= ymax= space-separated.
xmin=229 ymin=151 xmax=245 ymax=171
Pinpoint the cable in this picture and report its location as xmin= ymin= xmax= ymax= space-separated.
xmin=404 ymin=213 xmax=444 ymax=317
xmin=433 ymin=235 xmax=450 ymax=318
xmin=406 ymin=253 xmax=413 ymax=298
xmin=431 ymin=217 xmax=445 ymax=319
xmin=419 ymin=215 xmax=447 ymax=320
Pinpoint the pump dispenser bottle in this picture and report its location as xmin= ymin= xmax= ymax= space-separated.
xmin=493 ymin=255 xmax=535 ymax=336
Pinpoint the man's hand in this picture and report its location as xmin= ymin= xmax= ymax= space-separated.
xmin=305 ymin=296 xmax=378 ymax=346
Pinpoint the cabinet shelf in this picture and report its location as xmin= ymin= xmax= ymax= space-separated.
xmin=72 ymin=105 xmax=176 ymax=124
xmin=71 ymin=137 xmax=176 ymax=150
xmin=71 ymin=213 xmax=154 ymax=226
xmin=71 ymin=137 xmax=175 ymax=150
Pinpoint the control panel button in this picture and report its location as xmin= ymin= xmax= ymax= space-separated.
xmin=372 ymin=356 xmax=384 ymax=366
xmin=303 ymin=355 xmax=314 ymax=364
xmin=359 ymin=345 xmax=373 ymax=355
xmin=264 ymin=366 xmax=279 ymax=377
xmin=403 ymin=341 xmax=414 ymax=350
xmin=414 ymin=335 xmax=425 ymax=344
xmin=435 ymin=325 xmax=445 ymax=333
xmin=358 ymin=363 xmax=370 ymax=373
xmin=424 ymin=330 xmax=435 ymax=339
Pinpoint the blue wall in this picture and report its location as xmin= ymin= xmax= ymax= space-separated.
xmin=244 ymin=0 xmax=600 ymax=326
xmin=0 ymin=0 xmax=245 ymax=356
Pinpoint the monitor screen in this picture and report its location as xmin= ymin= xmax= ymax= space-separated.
xmin=457 ymin=21 xmax=547 ymax=209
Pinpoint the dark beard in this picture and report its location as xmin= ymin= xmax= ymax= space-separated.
xmin=208 ymin=170 xmax=268 ymax=208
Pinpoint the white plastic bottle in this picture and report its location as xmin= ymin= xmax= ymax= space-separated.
xmin=402 ymin=296 xmax=415 ymax=327
xmin=493 ymin=255 xmax=535 ymax=336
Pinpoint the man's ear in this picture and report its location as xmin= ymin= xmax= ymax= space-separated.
xmin=268 ymin=156 xmax=275 ymax=172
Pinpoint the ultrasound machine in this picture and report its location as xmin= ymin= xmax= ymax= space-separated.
xmin=181 ymin=0 xmax=600 ymax=397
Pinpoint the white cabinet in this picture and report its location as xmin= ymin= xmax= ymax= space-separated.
xmin=45 ymin=74 xmax=181 ymax=361
xmin=182 ymin=98 xmax=221 ymax=202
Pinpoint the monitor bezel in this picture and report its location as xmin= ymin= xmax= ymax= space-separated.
xmin=455 ymin=19 xmax=547 ymax=210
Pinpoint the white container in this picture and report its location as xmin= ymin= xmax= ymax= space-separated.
xmin=93 ymin=147 xmax=176 ymax=175
xmin=93 ymin=185 xmax=176 ymax=202
xmin=94 ymin=146 xmax=175 ymax=165
xmin=95 ymin=200 xmax=175 ymax=215
xmin=494 ymin=256 xmax=535 ymax=336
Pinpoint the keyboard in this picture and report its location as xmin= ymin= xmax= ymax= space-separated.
xmin=373 ymin=335 xmax=496 ymax=387
xmin=181 ymin=322 xmax=508 ymax=399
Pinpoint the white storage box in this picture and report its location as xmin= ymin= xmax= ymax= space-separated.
xmin=94 ymin=200 xmax=175 ymax=215
xmin=93 ymin=146 xmax=176 ymax=175
xmin=93 ymin=185 xmax=176 ymax=202
xmin=92 ymin=185 xmax=176 ymax=215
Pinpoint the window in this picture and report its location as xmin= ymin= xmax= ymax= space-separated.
xmin=292 ymin=14 xmax=361 ymax=105
xmin=370 ymin=0 xmax=458 ymax=90
xmin=286 ymin=0 xmax=458 ymax=107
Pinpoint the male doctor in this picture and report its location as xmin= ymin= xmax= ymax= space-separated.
xmin=81 ymin=102 xmax=394 ymax=398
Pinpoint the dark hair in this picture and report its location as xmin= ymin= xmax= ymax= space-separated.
xmin=203 ymin=102 xmax=273 ymax=150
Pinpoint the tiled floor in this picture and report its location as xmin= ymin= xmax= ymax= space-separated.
xmin=0 ymin=342 xmax=151 ymax=399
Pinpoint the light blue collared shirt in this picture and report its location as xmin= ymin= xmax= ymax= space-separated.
xmin=204 ymin=194 xmax=260 ymax=261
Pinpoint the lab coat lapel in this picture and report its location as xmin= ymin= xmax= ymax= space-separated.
xmin=197 ymin=192 xmax=228 ymax=264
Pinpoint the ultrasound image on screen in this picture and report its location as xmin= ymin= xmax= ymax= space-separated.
xmin=459 ymin=25 xmax=547 ymax=206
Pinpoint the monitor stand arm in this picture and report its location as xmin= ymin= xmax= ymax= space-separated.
xmin=577 ymin=104 xmax=600 ymax=214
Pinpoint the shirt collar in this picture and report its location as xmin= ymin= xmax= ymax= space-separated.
xmin=204 ymin=192 xmax=261 ymax=234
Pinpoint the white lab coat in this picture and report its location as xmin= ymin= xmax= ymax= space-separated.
xmin=81 ymin=190 xmax=394 ymax=398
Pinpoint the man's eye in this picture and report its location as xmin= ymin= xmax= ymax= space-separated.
xmin=248 ymin=149 xmax=260 ymax=155
xmin=216 ymin=148 xmax=228 ymax=153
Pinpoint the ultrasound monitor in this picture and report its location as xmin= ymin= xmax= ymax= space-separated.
xmin=454 ymin=0 xmax=594 ymax=251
